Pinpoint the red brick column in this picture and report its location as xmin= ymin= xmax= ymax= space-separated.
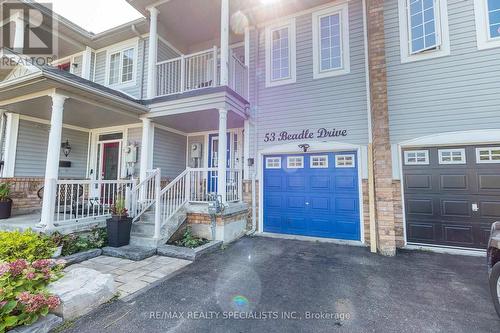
xmin=366 ymin=0 xmax=397 ymax=256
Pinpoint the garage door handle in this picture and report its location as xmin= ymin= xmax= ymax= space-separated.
xmin=472 ymin=203 xmax=479 ymax=212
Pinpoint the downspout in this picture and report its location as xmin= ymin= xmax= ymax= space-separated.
xmin=248 ymin=26 xmax=260 ymax=235
xmin=363 ymin=0 xmax=378 ymax=253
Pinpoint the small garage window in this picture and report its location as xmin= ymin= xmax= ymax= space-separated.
xmin=404 ymin=150 xmax=429 ymax=165
xmin=287 ymin=156 xmax=304 ymax=168
xmin=438 ymin=149 xmax=466 ymax=164
xmin=335 ymin=154 xmax=355 ymax=168
xmin=310 ymin=155 xmax=329 ymax=168
xmin=266 ymin=157 xmax=281 ymax=169
xmin=476 ymin=147 xmax=500 ymax=164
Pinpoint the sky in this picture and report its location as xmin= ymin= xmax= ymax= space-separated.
xmin=36 ymin=0 xmax=144 ymax=34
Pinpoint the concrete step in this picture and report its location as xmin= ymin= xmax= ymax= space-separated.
xmin=129 ymin=235 xmax=159 ymax=248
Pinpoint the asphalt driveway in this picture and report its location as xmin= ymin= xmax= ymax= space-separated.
xmin=62 ymin=236 xmax=500 ymax=333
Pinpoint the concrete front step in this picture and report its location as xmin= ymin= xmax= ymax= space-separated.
xmin=129 ymin=207 xmax=188 ymax=248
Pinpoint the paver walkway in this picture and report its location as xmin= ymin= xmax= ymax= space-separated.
xmin=66 ymin=255 xmax=191 ymax=298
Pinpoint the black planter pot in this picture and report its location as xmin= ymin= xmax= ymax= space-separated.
xmin=106 ymin=216 xmax=133 ymax=247
xmin=0 ymin=199 xmax=12 ymax=219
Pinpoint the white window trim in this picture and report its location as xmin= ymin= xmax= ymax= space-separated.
xmin=310 ymin=155 xmax=329 ymax=168
xmin=474 ymin=0 xmax=500 ymax=50
xmin=476 ymin=147 xmax=500 ymax=164
xmin=335 ymin=154 xmax=355 ymax=168
xmin=404 ymin=150 xmax=430 ymax=165
xmin=104 ymin=40 xmax=138 ymax=88
xmin=265 ymin=18 xmax=297 ymax=88
xmin=287 ymin=156 xmax=304 ymax=169
xmin=312 ymin=3 xmax=350 ymax=79
xmin=265 ymin=157 xmax=281 ymax=169
xmin=438 ymin=148 xmax=466 ymax=165
xmin=398 ymin=0 xmax=450 ymax=63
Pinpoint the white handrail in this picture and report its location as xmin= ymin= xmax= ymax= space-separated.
xmin=130 ymin=168 xmax=160 ymax=222
xmin=158 ymin=169 xmax=189 ymax=231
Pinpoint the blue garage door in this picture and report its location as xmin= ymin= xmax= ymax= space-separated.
xmin=263 ymin=152 xmax=360 ymax=240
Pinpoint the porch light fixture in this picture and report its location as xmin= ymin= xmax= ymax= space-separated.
xmin=61 ymin=140 xmax=72 ymax=157
xmin=298 ymin=144 xmax=310 ymax=153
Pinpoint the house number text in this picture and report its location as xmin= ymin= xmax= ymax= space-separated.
xmin=264 ymin=128 xmax=348 ymax=143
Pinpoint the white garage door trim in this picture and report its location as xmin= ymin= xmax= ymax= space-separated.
xmin=257 ymin=141 xmax=366 ymax=245
xmin=397 ymin=129 xmax=500 ymax=251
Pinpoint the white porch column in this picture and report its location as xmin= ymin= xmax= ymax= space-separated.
xmin=147 ymin=7 xmax=159 ymax=99
xmin=81 ymin=46 xmax=93 ymax=80
xmin=217 ymin=109 xmax=228 ymax=203
xmin=3 ymin=113 xmax=19 ymax=177
xmin=220 ymin=0 xmax=230 ymax=86
xmin=40 ymin=94 xmax=67 ymax=229
xmin=140 ymin=118 xmax=153 ymax=182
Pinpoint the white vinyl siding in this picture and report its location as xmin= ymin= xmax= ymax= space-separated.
xmin=398 ymin=0 xmax=450 ymax=62
xmin=438 ymin=148 xmax=466 ymax=164
xmin=404 ymin=150 xmax=429 ymax=165
xmin=312 ymin=4 xmax=350 ymax=78
xmin=265 ymin=18 xmax=296 ymax=87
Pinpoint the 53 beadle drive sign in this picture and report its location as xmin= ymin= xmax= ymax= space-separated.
xmin=264 ymin=128 xmax=348 ymax=143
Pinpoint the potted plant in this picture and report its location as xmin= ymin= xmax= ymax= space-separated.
xmin=0 ymin=182 xmax=12 ymax=219
xmin=106 ymin=196 xmax=132 ymax=247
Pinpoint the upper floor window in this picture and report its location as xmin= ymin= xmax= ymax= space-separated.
xmin=474 ymin=0 xmax=500 ymax=49
xmin=312 ymin=4 xmax=350 ymax=79
xmin=398 ymin=0 xmax=450 ymax=63
xmin=108 ymin=47 xmax=135 ymax=86
xmin=265 ymin=18 xmax=296 ymax=87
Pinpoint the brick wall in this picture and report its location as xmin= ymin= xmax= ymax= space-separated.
xmin=366 ymin=0 xmax=397 ymax=256
xmin=187 ymin=211 xmax=249 ymax=226
xmin=242 ymin=180 xmax=259 ymax=231
xmin=393 ymin=180 xmax=405 ymax=248
xmin=2 ymin=177 xmax=44 ymax=214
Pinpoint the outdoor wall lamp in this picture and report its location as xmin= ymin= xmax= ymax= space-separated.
xmin=61 ymin=139 xmax=72 ymax=157
xmin=298 ymin=144 xmax=310 ymax=153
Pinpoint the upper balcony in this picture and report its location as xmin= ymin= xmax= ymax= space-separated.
xmin=155 ymin=46 xmax=248 ymax=100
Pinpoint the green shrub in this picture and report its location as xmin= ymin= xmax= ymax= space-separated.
xmin=0 ymin=259 xmax=64 ymax=332
xmin=0 ymin=231 xmax=56 ymax=263
xmin=174 ymin=227 xmax=208 ymax=249
xmin=57 ymin=228 xmax=107 ymax=257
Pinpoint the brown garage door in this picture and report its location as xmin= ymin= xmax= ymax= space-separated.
xmin=403 ymin=145 xmax=500 ymax=249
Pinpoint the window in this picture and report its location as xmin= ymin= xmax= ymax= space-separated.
xmin=398 ymin=0 xmax=450 ymax=62
xmin=404 ymin=150 xmax=429 ymax=165
xmin=476 ymin=147 xmax=500 ymax=163
xmin=474 ymin=0 xmax=500 ymax=49
xmin=311 ymin=155 xmax=329 ymax=168
xmin=312 ymin=4 xmax=350 ymax=79
xmin=265 ymin=18 xmax=296 ymax=87
xmin=108 ymin=47 xmax=135 ymax=85
xmin=287 ymin=156 xmax=304 ymax=168
xmin=438 ymin=149 xmax=466 ymax=164
xmin=266 ymin=157 xmax=281 ymax=169
xmin=335 ymin=154 xmax=355 ymax=168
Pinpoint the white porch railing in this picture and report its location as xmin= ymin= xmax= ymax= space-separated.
xmin=159 ymin=170 xmax=189 ymax=222
xmin=229 ymin=52 xmax=249 ymax=100
xmin=130 ymin=169 xmax=160 ymax=222
xmin=187 ymin=168 xmax=242 ymax=203
xmin=54 ymin=179 xmax=136 ymax=224
xmin=155 ymin=47 xmax=249 ymax=99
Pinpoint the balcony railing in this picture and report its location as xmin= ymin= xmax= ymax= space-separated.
xmin=155 ymin=47 xmax=249 ymax=100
